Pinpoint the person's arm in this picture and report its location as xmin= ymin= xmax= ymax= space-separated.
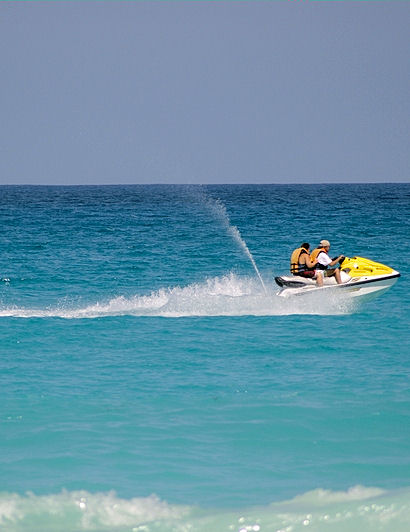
xmin=305 ymin=255 xmax=318 ymax=269
xmin=329 ymin=255 xmax=344 ymax=267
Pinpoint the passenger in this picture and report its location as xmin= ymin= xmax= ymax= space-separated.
xmin=310 ymin=240 xmax=344 ymax=287
xmin=290 ymin=242 xmax=318 ymax=278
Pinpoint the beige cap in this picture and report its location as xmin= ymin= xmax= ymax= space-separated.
xmin=319 ymin=239 xmax=330 ymax=247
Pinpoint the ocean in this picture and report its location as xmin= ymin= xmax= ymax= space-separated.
xmin=0 ymin=183 xmax=409 ymax=531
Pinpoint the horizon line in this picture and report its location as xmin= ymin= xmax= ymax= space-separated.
xmin=0 ymin=181 xmax=409 ymax=187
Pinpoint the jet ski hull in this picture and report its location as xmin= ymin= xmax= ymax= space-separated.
xmin=276 ymin=273 xmax=399 ymax=299
xmin=275 ymin=256 xmax=400 ymax=300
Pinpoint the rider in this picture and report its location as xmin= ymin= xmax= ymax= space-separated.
xmin=310 ymin=240 xmax=344 ymax=287
xmin=290 ymin=243 xmax=318 ymax=278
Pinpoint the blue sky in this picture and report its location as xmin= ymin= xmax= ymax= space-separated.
xmin=1 ymin=2 xmax=409 ymax=185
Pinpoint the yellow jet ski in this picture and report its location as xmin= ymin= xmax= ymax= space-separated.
xmin=275 ymin=256 xmax=400 ymax=300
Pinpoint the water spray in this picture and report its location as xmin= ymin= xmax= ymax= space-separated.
xmin=205 ymin=197 xmax=268 ymax=294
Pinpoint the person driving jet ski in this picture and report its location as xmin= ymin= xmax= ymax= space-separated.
xmin=310 ymin=239 xmax=344 ymax=287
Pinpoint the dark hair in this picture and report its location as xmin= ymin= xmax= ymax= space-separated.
xmin=301 ymin=242 xmax=310 ymax=250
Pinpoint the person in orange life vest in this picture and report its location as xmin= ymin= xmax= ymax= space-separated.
xmin=310 ymin=240 xmax=344 ymax=287
xmin=290 ymin=243 xmax=318 ymax=278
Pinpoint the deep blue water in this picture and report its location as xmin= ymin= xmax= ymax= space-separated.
xmin=0 ymin=184 xmax=409 ymax=531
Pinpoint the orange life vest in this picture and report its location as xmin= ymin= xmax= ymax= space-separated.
xmin=290 ymin=247 xmax=310 ymax=275
xmin=310 ymin=247 xmax=328 ymax=261
xmin=310 ymin=247 xmax=328 ymax=269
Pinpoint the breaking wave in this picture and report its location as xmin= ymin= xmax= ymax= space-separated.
xmin=1 ymin=485 xmax=410 ymax=531
xmin=0 ymin=274 xmax=356 ymax=319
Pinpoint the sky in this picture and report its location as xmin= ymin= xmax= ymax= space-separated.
xmin=1 ymin=2 xmax=409 ymax=185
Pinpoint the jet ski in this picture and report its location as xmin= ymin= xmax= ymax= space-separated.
xmin=275 ymin=256 xmax=400 ymax=300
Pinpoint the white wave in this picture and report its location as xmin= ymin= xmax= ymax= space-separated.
xmin=0 ymin=490 xmax=187 ymax=531
xmin=1 ymin=486 xmax=410 ymax=532
xmin=285 ymin=485 xmax=386 ymax=506
xmin=0 ymin=273 xmax=355 ymax=319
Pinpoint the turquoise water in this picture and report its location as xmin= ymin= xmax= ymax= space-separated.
xmin=0 ymin=184 xmax=409 ymax=531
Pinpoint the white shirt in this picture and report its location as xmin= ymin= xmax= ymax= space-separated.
xmin=316 ymin=251 xmax=332 ymax=268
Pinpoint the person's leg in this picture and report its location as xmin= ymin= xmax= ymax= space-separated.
xmin=334 ymin=268 xmax=342 ymax=284
xmin=326 ymin=268 xmax=342 ymax=284
xmin=316 ymin=271 xmax=324 ymax=287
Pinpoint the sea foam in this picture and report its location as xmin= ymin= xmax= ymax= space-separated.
xmin=1 ymin=486 xmax=410 ymax=531
xmin=0 ymin=273 xmax=355 ymax=319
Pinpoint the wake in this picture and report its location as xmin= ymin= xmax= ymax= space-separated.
xmin=0 ymin=274 xmax=355 ymax=319
xmin=1 ymin=485 xmax=409 ymax=532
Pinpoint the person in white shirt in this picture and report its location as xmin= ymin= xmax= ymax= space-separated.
xmin=311 ymin=239 xmax=344 ymax=287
